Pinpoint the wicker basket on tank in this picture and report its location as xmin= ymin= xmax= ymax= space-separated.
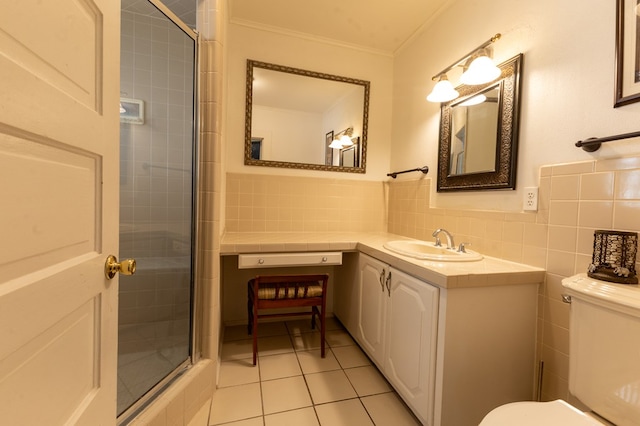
xmin=588 ymin=230 xmax=638 ymax=284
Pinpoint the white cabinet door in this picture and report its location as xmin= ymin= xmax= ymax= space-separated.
xmin=384 ymin=268 xmax=439 ymax=425
xmin=357 ymin=253 xmax=388 ymax=367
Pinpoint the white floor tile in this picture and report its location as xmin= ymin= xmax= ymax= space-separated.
xmin=257 ymin=334 xmax=294 ymax=357
xmin=305 ymin=370 xmax=357 ymax=404
xmin=209 ymin=383 xmax=262 ymax=425
xmin=291 ymin=331 xmax=322 ymax=351
xmin=325 ymin=329 xmax=354 ymax=347
xmin=264 ymin=407 xmax=319 ymax=426
xmin=314 ymin=399 xmax=374 ymax=426
xmin=255 ymin=321 xmax=289 ymax=337
xmin=218 ymin=359 xmax=259 ymax=388
xmin=331 ymin=345 xmax=371 ymax=369
xmin=296 ymin=349 xmax=341 ymax=374
xmin=259 ymin=352 xmax=302 ymax=381
xmin=361 ymin=392 xmax=421 ymax=426
xmin=324 ymin=316 xmax=344 ymax=331
xmin=215 ymin=418 xmax=264 ymax=426
xmin=211 ymin=321 xmax=417 ymax=426
xmin=344 ymin=365 xmax=392 ymax=396
xmin=285 ymin=319 xmax=317 ymax=335
xmin=261 ymin=376 xmax=312 ymax=415
xmin=220 ymin=339 xmax=253 ymax=361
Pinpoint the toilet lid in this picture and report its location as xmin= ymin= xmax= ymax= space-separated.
xmin=479 ymin=400 xmax=604 ymax=426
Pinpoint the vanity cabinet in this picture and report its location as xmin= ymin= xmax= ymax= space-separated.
xmin=357 ymin=253 xmax=439 ymax=424
xmin=222 ymin=233 xmax=542 ymax=426
xmin=341 ymin=252 xmax=538 ymax=426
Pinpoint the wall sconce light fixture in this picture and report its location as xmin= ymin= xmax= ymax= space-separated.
xmin=426 ymin=75 xmax=459 ymax=103
xmin=426 ymin=33 xmax=502 ymax=103
xmin=329 ymin=127 xmax=354 ymax=149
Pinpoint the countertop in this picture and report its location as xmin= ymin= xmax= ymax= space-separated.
xmin=221 ymin=232 xmax=545 ymax=289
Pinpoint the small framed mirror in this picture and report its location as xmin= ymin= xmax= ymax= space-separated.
xmin=437 ymin=54 xmax=522 ymax=191
xmin=245 ymin=60 xmax=370 ymax=173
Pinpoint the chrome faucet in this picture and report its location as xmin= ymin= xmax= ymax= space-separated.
xmin=432 ymin=228 xmax=455 ymax=250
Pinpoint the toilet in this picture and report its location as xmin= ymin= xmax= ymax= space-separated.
xmin=480 ymin=273 xmax=640 ymax=426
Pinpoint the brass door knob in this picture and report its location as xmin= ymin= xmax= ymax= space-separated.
xmin=105 ymin=255 xmax=136 ymax=280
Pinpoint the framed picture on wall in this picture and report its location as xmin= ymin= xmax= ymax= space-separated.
xmin=614 ymin=0 xmax=640 ymax=107
xmin=325 ymin=131 xmax=334 ymax=165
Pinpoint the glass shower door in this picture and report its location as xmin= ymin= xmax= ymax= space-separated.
xmin=118 ymin=0 xmax=196 ymax=417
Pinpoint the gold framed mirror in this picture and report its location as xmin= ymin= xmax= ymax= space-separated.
xmin=437 ymin=54 xmax=522 ymax=191
xmin=244 ymin=60 xmax=370 ymax=173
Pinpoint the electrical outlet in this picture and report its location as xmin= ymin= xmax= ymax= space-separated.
xmin=523 ymin=187 xmax=538 ymax=211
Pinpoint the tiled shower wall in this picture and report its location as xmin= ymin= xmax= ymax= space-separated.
xmin=388 ymin=156 xmax=640 ymax=402
xmin=119 ymin=10 xmax=195 ymax=326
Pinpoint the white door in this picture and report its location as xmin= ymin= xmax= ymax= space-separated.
xmin=384 ymin=268 xmax=439 ymax=425
xmin=0 ymin=1 xmax=120 ymax=425
xmin=357 ymin=254 xmax=388 ymax=367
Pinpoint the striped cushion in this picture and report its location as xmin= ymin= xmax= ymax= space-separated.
xmin=256 ymin=283 xmax=323 ymax=300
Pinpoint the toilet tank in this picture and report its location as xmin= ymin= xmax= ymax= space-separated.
xmin=562 ymin=273 xmax=640 ymax=426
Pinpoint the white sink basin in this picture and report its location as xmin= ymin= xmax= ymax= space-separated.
xmin=383 ymin=240 xmax=483 ymax=262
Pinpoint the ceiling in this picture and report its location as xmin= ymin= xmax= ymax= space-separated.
xmin=228 ymin=0 xmax=451 ymax=54
xmin=123 ymin=0 xmax=451 ymax=55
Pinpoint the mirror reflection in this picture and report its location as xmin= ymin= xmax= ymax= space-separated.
xmin=449 ymin=86 xmax=499 ymax=176
xmin=437 ymin=54 xmax=522 ymax=192
xmin=245 ymin=60 xmax=370 ymax=173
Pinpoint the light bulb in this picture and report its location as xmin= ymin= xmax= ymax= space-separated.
xmin=329 ymin=139 xmax=343 ymax=149
xmin=426 ymin=76 xmax=459 ymax=103
xmin=460 ymin=56 xmax=501 ymax=85
xmin=339 ymin=135 xmax=353 ymax=146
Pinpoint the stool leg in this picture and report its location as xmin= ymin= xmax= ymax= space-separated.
xmin=320 ymin=306 xmax=326 ymax=358
xmin=247 ymin=295 xmax=253 ymax=335
xmin=252 ymin=300 xmax=258 ymax=366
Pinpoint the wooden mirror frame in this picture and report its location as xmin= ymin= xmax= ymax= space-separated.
xmin=244 ymin=60 xmax=370 ymax=173
xmin=437 ymin=54 xmax=523 ymax=191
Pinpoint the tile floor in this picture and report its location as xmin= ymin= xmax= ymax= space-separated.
xmin=208 ymin=317 xmax=421 ymax=426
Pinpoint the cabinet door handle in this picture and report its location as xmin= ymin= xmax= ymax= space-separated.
xmin=386 ymin=271 xmax=391 ymax=297
xmin=379 ymin=268 xmax=386 ymax=292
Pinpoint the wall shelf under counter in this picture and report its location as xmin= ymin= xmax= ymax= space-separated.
xmin=238 ymin=252 xmax=343 ymax=269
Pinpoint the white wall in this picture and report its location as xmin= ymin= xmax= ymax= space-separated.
xmin=392 ymin=0 xmax=640 ymax=211
xmin=252 ymin=105 xmax=323 ymax=163
xmin=226 ymin=23 xmax=394 ymax=180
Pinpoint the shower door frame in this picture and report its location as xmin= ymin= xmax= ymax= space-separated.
xmin=117 ymin=0 xmax=201 ymax=422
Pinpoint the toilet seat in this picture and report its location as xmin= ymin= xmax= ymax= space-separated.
xmin=479 ymin=400 xmax=605 ymax=425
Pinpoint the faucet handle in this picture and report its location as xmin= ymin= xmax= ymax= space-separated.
xmin=457 ymin=242 xmax=471 ymax=253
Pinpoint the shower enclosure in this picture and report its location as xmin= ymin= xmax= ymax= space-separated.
xmin=118 ymin=0 xmax=197 ymax=418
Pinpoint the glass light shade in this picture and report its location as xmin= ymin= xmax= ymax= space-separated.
xmin=458 ymin=94 xmax=486 ymax=107
xmin=460 ymin=56 xmax=501 ymax=85
xmin=329 ymin=139 xmax=343 ymax=149
xmin=339 ymin=135 xmax=353 ymax=146
xmin=426 ymin=77 xmax=459 ymax=103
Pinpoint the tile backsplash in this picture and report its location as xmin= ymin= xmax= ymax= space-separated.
xmin=225 ymin=173 xmax=387 ymax=233
xmin=225 ymin=155 xmax=640 ymax=402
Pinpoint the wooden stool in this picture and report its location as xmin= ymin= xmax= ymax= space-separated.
xmin=247 ymin=274 xmax=328 ymax=365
